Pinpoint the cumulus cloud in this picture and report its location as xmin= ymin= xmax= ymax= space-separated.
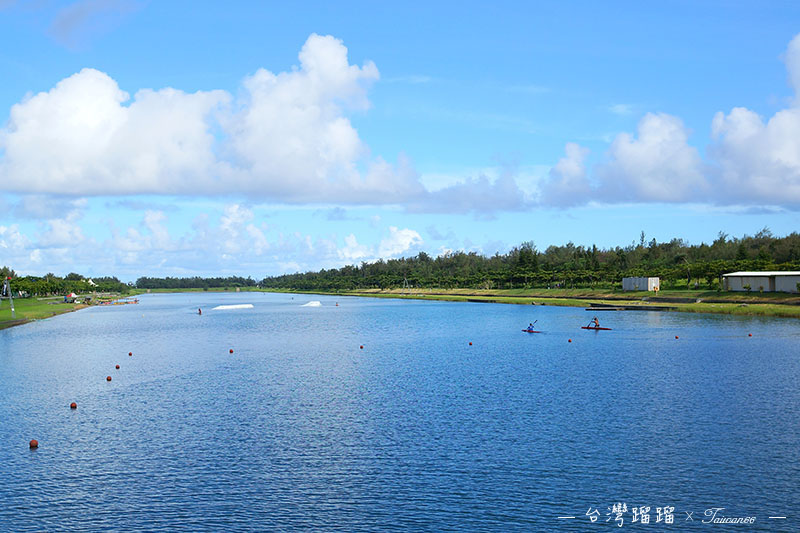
xmin=0 ymin=224 xmax=29 ymax=250
xmin=338 ymin=234 xmax=371 ymax=261
xmin=409 ymin=170 xmax=529 ymax=214
xmin=707 ymin=34 xmax=800 ymax=206
xmin=537 ymin=33 xmax=800 ymax=209
xmin=595 ymin=112 xmax=707 ymax=202
xmin=0 ymin=68 xmax=227 ymax=195
xmin=0 ymin=34 xmax=523 ymax=213
xmin=537 ymin=113 xmax=706 ymax=207
xmin=538 ymin=142 xmax=591 ymax=206
xmin=2 ymin=201 xmax=427 ymax=277
xmin=38 ymin=206 xmax=86 ymax=247
xmin=378 ymin=226 xmax=423 ymax=257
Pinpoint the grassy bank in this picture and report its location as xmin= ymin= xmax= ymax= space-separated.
xmin=0 ymin=298 xmax=87 ymax=330
xmin=269 ymin=287 xmax=800 ymax=319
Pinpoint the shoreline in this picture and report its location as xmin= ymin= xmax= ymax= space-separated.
xmin=0 ymin=303 xmax=88 ymax=331
xmin=266 ymin=288 xmax=800 ymax=319
xmin=4 ymin=288 xmax=799 ymax=330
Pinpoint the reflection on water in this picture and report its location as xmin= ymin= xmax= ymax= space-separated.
xmin=0 ymin=293 xmax=798 ymax=531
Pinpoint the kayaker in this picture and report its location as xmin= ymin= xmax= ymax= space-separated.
xmin=198 ymin=308 xmax=202 ymax=315
xmin=592 ymin=316 xmax=599 ymax=328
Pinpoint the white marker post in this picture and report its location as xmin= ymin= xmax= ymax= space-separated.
xmin=1 ymin=277 xmax=15 ymax=319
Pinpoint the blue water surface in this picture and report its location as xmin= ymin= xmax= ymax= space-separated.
xmin=0 ymin=292 xmax=798 ymax=531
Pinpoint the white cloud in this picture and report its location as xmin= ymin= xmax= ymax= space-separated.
xmin=142 ymin=210 xmax=172 ymax=250
xmin=0 ymin=68 xmax=227 ymax=195
xmin=338 ymin=233 xmax=371 ymax=261
xmin=786 ymin=32 xmax=800 ymax=98
xmin=246 ymin=223 xmax=270 ymax=255
xmin=219 ymin=204 xmax=252 ymax=235
xmin=707 ymin=34 xmax=800 ymax=206
xmin=538 ymin=142 xmax=591 ymax=206
xmin=38 ymin=209 xmax=85 ymax=247
xmin=0 ymin=34 xmax=548 ymax=215
xmin=595 ymin=112 xmax=707 ymax=203
xmin=0 ymin=34 xmax=523 ymax=213
xmin=710 ymin=107 xmax=800 ymax=205
xmin=0 ymin=35 xmax=424 ymax=204
xmin=378 ymin=226 xmax=423 ymax=257
xmin=409 ymin=171 xmax=529 ymax=213
xmin=0 ymin=223 xmax=29 ymax=250
xmin=608 ymin=103 xmax=634 ymax=115
xmin=536 ymin=33 xmax=800 ymax=209
xmin=14 ymin=195 xmax=86 ymax=219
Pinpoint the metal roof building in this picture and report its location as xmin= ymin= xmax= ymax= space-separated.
xmin=722 ymin=271 xmax=800 ymax=293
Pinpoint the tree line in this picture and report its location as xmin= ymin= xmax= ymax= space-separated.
xmin=134 ymin=276 xmax=258 ymax=290
xmin=259 ymin=229 xmax=800 ymax=292
xmin=0 ymin=268 xmax=130 ymax=297
xmin=4 ymin=229 xmax=799 ymax=294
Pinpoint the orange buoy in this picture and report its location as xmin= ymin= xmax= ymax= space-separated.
xmin=106 ymin=376 xmax=112 ymax=381
xmin=229 ymin=349 xmax=234 ymax=354
xmin=115 ymin=364 xmax=120 ymax=369
xmin=469 ymin=342 xmax=472 ymax=346
xmin=29 ymin=439 xmax=38 ymax=449
xmin=70 ymin=402 xmax=77 ymax=409
xmin=675 ymin=335 xmax=679 ymax=339
xmin=748 ymin=333 xmax=752 ymax=337
xmin=568 ymin=339 xmax=572 ymax=343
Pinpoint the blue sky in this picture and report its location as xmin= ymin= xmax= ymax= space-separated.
xmin=1 ymin=1 xmax=799 ymax=280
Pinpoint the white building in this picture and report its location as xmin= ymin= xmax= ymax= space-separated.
xmin=622 ymin=277 xmax=660 ymax=291
xmin=722 ymin=271 xmax=800 ymax=293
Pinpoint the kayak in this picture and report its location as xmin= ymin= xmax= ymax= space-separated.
xmin=522 ymin=329 xmax=542 ymax=333
xmin=581 ymin=326 xmax=612 ymax=331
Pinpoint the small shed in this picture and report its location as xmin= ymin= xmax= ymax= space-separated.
xmin=622 ymin=277 xmax=660 ymax=291
xmin=722 ymin=272 xmax=800 ymax=293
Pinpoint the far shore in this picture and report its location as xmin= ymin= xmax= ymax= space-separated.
xmin=3 ymin=286 xmax=799 ymax=331
xmin=262 ymin=287 xmax=800 ymax=319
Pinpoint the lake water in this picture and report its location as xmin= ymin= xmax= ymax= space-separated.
xmin=0 ymin=292 xmax=798 ymax=531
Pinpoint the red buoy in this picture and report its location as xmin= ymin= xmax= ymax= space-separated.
xmin=29 ymin=439 xmax=38 ymax=449
xmin=360 ymin=345 xmax=364 ymax=349
xmin=568 ymin=339 xmax=572 ymax=343
xmin=128 ymin=352 xmax=132 ymax=356
xmin=70 ymin=402 xmax=77 ymax=409
xmin=675 ymin=335 xmax=679 ymax=339
xmin=229 ymin=349 xmax=234 ymax=354
xmin=106 ymin=376 xmax=112 ymax=381
xmin=748 ymin=333 xmax=752 ymax=337
xmin=469 ymin=342 xmax=472 ymax=346
xmin=115 ymin=364 xmax=120 ymax=369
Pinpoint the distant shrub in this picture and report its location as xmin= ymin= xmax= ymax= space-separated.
xmin=744 ymin=284 xmax=751 ymax=292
